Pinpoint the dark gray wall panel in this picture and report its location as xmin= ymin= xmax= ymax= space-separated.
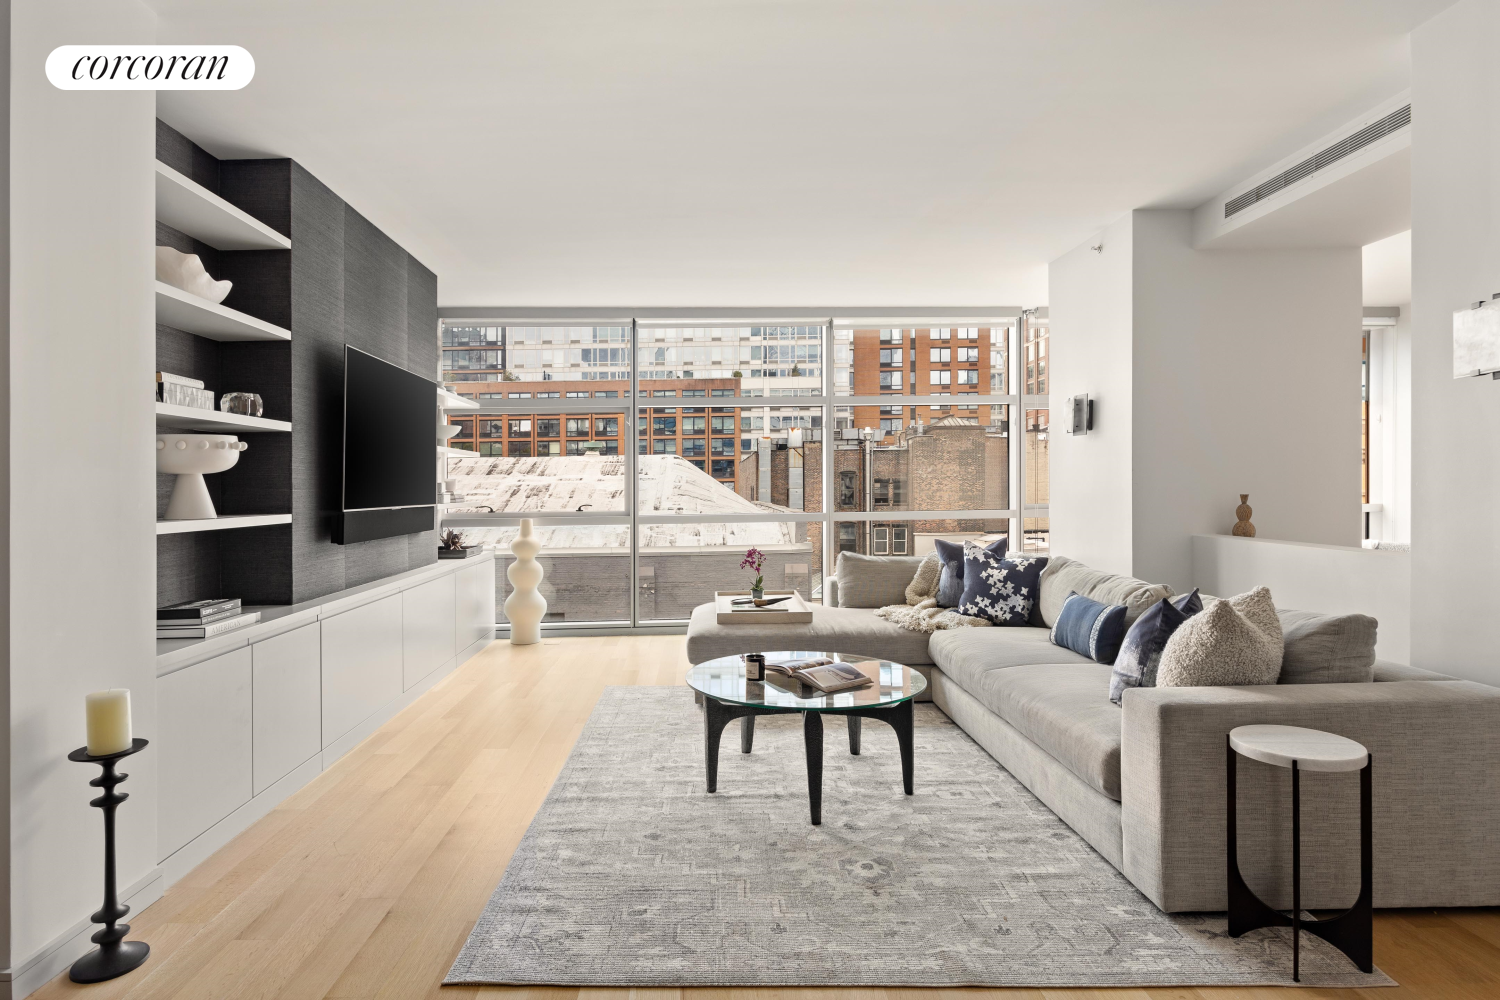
xmin=156 ymin=119 xmax=220 ymax=194
xmin=219 ymin=250 xmax=291 ymax=329
xmin=343 ymin=207 xmax=408 ymax=369
xmin=218 ymin=524 xmax=294 ymax=605
xmin=406 ymin=255 xmax=439 ymax=380
xmin=220 ymin=158 xmax=292 ymax=239
xmin=344 ymin=534 xmax=411 ymax=589
xmin=157 ymin=532 xmax=221 ymax=607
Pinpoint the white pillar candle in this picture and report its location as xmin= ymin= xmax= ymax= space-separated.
xmin=86 ymin=689 xmax=132 ymax=756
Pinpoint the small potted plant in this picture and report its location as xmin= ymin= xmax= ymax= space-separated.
xmin=439 ymin=528 xmax=478 ymax=559
xmin=740 ymin=546 xmax=766 ymax=602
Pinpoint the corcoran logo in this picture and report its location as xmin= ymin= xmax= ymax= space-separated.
xmin=46 ymin=45 xmax=254 ymax=90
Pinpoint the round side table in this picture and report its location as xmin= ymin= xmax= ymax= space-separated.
xmin=1226 ymin=724 xmax=1373 ymax=981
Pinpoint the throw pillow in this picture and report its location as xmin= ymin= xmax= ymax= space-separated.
xmin=1157 ymin=587 xmax=1284 ymax=689
xmin=933 ymin=537 xmax=1007 ymax=608
xmin=1050 ymin=591 xmax=1129 ymax=664
xmin=956 ymin=543 xmax=1048 ymax=626
xmin=1108 ymin=589 xmax=1203 ymax=705
xmin=834 ymin=552 xmax=927 ymax=608
xmin=1276 ymin=608 xmax=1378 ymax=684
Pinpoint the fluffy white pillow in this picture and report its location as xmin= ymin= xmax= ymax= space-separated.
xmin=1157 ymin=586 xmax=1283 ymax=688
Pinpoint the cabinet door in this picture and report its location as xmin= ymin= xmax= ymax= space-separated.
xmin=456 ymin=559 xmax=496 ymax=654
xmin=158 ymin=647 xmax=253 ymax=860
xmin=403 ymin=574 xmax=456 ymax=690
xmin=252 ymin=621 xmax=322 ymax=794
xmin=321 ymin=593 xmax=403 ymax=747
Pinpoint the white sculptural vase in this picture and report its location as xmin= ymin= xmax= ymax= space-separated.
xmin=155 ymin=246 xmax=233 ymax=304
xmin=505 ymin=519 xmax=547 ymax=645
xmin=156 ymin=433 xmax=248 ymax=519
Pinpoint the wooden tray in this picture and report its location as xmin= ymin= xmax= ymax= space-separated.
xmin=714 ymin=590 xmax=813 ymax=625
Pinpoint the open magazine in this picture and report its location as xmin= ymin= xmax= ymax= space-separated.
xmin=757 ymin=656 xmax=873 ymax=693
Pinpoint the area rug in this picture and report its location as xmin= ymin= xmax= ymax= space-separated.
xmin=447 ymin=686 xmax=1393 ymax=988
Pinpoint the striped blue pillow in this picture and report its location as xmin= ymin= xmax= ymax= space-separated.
xmin=1050 ymin=591 xmax=1128 ymax=664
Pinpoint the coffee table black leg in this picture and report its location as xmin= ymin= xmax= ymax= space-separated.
xmin=741 ymin=715 xmax=755 ymax=754
xmin=893 ymin=699 xmax=914 ymax=795
xmin=804 ymin=711 xmax=824 ymax=825
xmin=704 ymin=697 xmax=734 ymax=793
xmin=848 ymin=716 xmax=861 ymax=755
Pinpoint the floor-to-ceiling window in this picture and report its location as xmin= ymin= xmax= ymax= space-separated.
xmin=438 ymin=313 xmax=1047 ymax=628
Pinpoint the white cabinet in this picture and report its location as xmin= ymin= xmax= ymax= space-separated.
xmin=321 ymin=593 xmax=403 ymax=747
xmin=252 ymin=621 xmax=322 ymax=794
xmin=403 ymin=574 xmax=456 ymax=690
xmin=456 ymin=558 xmax=496 ymax=653
xmin=158 ymin=647 xmax=253 ymax=860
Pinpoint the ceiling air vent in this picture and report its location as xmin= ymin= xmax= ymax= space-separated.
xmin=1224 ymin=104 xmax=1411 ymax=219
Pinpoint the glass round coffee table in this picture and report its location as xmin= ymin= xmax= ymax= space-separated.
xmin=685 ymin=650 xmax=927 ymax=826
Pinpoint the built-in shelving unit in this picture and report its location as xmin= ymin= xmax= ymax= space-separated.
xmin=154 ymin=161 xmax=292 ymax=251
xmin=156 ymin=402 xmax=293 ymax=434
xmin=155 ymin=281 xmax=292 ymax=342
xmin=438 ymin=387 xmax=480 ymax=410
xmin=156 ymin=514 xmax=293 ymax=535
xmin=438 ymin=446 xmax=474 ymax=459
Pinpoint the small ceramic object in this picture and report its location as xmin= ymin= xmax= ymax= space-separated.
xmin=156 ymin=433 xmax=248 ymax=519
xmin=1232 ymin=494 xmax=1256 ymax=537
xmin=440 ymin=424 xmax=461 ymax=442
xmin=219 ymin=392 xmax=263 ymax=417
xmin=505 ymin=519 xmax=547 ymax=644
xmin=155 ymin=246 xmax=232 ymax=304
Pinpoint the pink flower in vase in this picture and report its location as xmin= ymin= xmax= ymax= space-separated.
xmin=740 ymin=546 xmax=766 ymax=593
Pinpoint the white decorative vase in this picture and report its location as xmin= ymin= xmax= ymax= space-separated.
xmin=156 ymin=433 xmax=248 ymax=519
xmin=155 ymin=246 xmax=233 ymax=303
xmin=505 ymin=518 xmax=547 ymax=645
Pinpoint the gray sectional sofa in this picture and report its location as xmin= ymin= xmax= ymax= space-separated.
xmin=686 ymin=552 xmax=1500 ymax=913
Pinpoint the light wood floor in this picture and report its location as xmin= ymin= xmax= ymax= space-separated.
xmin=34 ymin=637 xmax=1500 ymax=1000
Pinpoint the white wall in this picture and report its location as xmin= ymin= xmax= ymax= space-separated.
xmin=1048 ymin=214 xmax=1134 ymax=576
xmin=1366 ymin=308 xmax=1411 ymax=544
xmin=7 ymin=0 xmax=157 ymax=992
xmin=1192 ymin=535 xmax=1410 ymax=663
xmin=1409 ymin=0 xmax=1500 ymax=685
xmin=1130 ymin=209 xmax=1362 ymax=591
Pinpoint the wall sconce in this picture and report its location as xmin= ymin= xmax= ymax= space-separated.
xmin=1065 ymin=394 xmax=1094 ymax=435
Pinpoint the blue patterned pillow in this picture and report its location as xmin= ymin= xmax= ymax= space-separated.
xmin=1051 ymin=592 xmax=1128 ymax=664
xmin=1109 ymin=589 xmax=1203 ymax=705
xmin=956 ymin=543 xmax=1048 ymax=626
xmin=933 ymin=537 xmax=1006 ymax=608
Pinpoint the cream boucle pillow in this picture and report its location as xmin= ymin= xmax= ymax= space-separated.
xmin=1157 ymin=586 xmax=1283 ymax=688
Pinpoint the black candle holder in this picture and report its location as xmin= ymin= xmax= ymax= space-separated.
xmin=67 ymin=738 xmax=150 ymax=983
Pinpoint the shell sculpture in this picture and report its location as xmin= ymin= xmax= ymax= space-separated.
xmin=156 ymin=245 xmax=232 ymax=304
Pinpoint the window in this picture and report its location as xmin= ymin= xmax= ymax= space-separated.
xmin=873 ymin=526 xmax=889 ymax=555
xmin=535 ymin=418 xmax=560 ymax=438
xmin=537 ymin=392 xmax=560 ymax=399
xmin=880 ymin=348 xmax=902 ymax=366
xmin=681 ymin=438 xmax=706 ymax=457
xmin=688 ymin=459 xmax=706 ymax=472
xmin=957 ymin=347 xmax=979 ymax=363
xmin=930 ymin=347 xmax=950 ymax=363
xmin=507 ymin=419 xmax=531 ymax=436
xmin=873 ymin=478 xmax=903 ymax=506
xmin=594 ymin=417 xmax=618 ymax=436
xmin=595 ymin=390 xmax=619 ymax=398
xmin=652 ymin=416 xmax=676 ymax=435
xmin=652 ymin=439 xmax=676 ymax=454
xmin=957 ymin=328 xmax=978 ymax=340
xmin=711 ymin=415 xmax=735 ymax=433
xmin=930 ymin=328 xmax=950 ymax=340
xmin=479 ymin=442 xmax=505 ymax=456
xmin=929 ymin=370 xmax=951 ymax=386
xmin=892 ymin=526 xmax=909 ymax=554
xmin=957 ymin=369 xmax=979 ymax=385
xmin=566 ymin=418 xmax=590 ymax=437
xmin=710 ymin=437 xmax=735 ymax=456
xmin=682 ymin=389 xmax=705 ymax=397
xmin=711 ymin=388 xmax=734 ymax=396
xmin=481 ymin=419 xmax=506 ymax=437
xmin=879 ymin=329 xmax=901 ymax=344
xmin=682 ymin=416 xmax=705 ymax=434
xmin=537 ymin=441 xmax=561 ymax=456
xmin=880 ymin=417 xmax=902 ymax=435
xmin=839 ymin=471 xmax=857 ymax=507
xmin=507 ymin=441 xmax=531 ymax=457
xmin=566 ymin=391 xmax=589 ymax=398
xmin=879 ymin=371 xmax=903 ymax=390
xmin=711 ymin=458 xmax=735 ymax=479
xmin=741 ymin=437 xmax=754 ymax=452
xmin=838 ymin=522 xmax=858 ymax=552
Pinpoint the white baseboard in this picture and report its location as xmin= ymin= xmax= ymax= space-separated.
xmin=158 ymin=753 xmax=323 ymax=888
xmin=3 ymin=867 xmax=163 ymax=999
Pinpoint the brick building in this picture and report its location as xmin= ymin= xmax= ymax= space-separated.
xmin=847 ymin=326 xmax=1003 ymax=442
xmin=444 ymin=376 xmax=745 ymax=492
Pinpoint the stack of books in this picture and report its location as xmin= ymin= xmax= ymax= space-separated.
xmin=157 ymin=599 xmax=260 ymax=640
xmin=158 ymin=371 xmax=214 ymax=410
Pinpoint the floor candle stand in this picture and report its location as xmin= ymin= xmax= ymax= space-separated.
xmin=67 ymin=738 xmax=151 ymax=983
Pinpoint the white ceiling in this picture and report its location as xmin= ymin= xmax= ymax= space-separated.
xmin=149 ymin=0 xmax=1452 ymax=307
xmin=1364 ymin=230 xmax=1412 ymax=307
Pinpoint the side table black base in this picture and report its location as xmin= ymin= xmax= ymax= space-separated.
xmin=70 ymin=939 xmax=150 ymax=984
xmin=1226 ymin=736 xmax=1373 ymax=980
xmin=702 ymin=697 xmax=914 ymax=825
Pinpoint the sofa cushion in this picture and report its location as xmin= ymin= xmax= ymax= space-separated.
xmin=1038 ymin=556 xmax=1173 ymax=628
xmin=1158 ymin=588 xmax=1283 ymax=688
xmin=1051 ymin=592 xmax=1128 ymax=664
xmin=929 ymin=625 xmax=1091 ymax=697
xmin=685 ymin=601 xmax=935 ymax=666
xmin=979 ymin=663 xmax=1123 ymax=800
xmin=1277 ymin=608 xmax=1378 ymax=684
xmin=957 ymin=545 xmax=1048 ymax=625
xmin=933 ymin=537 xmax=1005 ymax=608
xmin=1373 ymin=660 xmax=1458 ymax=682
xmin=833 ymin=552 xmax=925 ymax=609
xmin=1109 ymin=589 xmax=1204 ymax=705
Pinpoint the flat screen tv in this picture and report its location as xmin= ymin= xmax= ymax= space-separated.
xmin=337 ymin=345 xmax=437 ymax=544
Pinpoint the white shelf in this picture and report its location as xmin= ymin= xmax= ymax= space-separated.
xmin=438 ymin=446 xmax=475 ymax=458
xmin=155 ymin=161 xmax=292 ymax=251
xmin=156 ymin=514 xmax=292 ymax=535
xmin=156 ymin=282 xmax=292 ymax=343
xmin=156 ymin=403 xmax=292 ymax=434
xmin=438 ymin=388 xmax=480 ymax=410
